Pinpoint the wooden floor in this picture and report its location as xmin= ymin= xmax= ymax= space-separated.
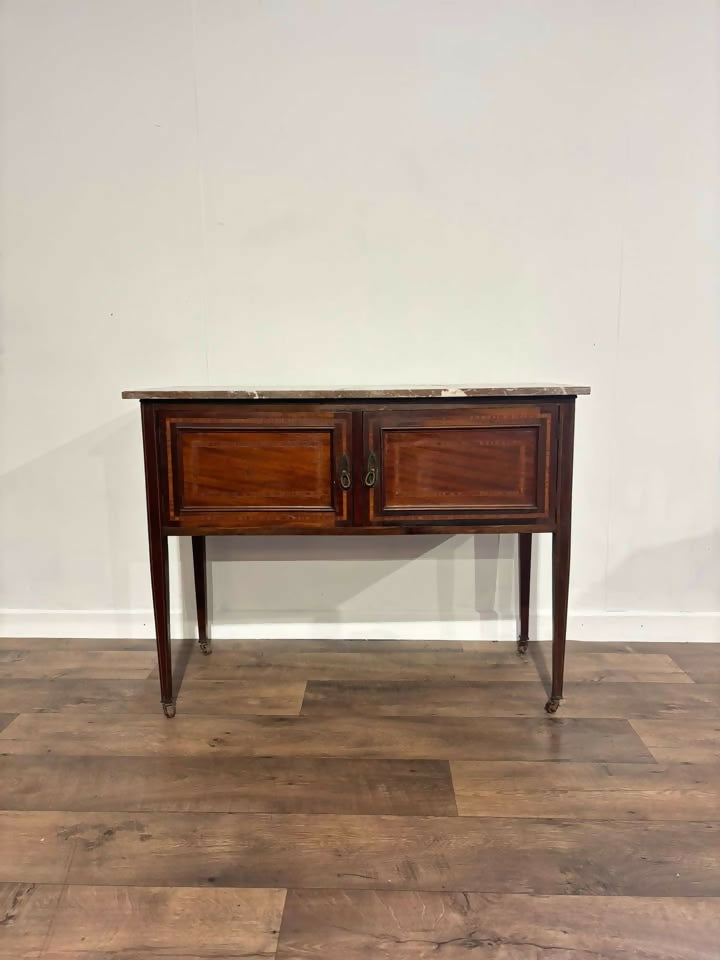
xmin=1 ymin=637 xmax=719 ymax=959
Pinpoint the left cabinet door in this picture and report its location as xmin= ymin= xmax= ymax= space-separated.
xmin=157 ymin=404 xmax=354 ymax=532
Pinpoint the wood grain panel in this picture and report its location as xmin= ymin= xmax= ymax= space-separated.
xmin=383 ymin=426 xmax=540 ymax=508
xmin=42 ymin=885 xmax=285 ymax=960
xmin=3 ymin=811 xmax=719 ymax=894
xmin=0 ymin=714 xmax=652 ymax=761
xmin=451 ymin=760 xmax=720 ymax=819
xmin=179 ymin=428 xmax=333 ymax=508
xmin=276 ymin=890 xmax=720 ymax=960
xmin=0 ymin=755 xmax=457 ymax=816
xmin=302 ymin=679 xmax=720 ymax=718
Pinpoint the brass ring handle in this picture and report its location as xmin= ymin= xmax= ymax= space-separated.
xmin=339 ymin=454 xmax=352 ymax=490
xmin=364 ymin=451 xmax=378 ymax=488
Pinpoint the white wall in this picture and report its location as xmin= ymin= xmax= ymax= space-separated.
xmin=1 ymin=0 xmax=718 ymax=642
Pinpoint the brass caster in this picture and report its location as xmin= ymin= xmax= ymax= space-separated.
xmin=544 ymin=697 xmax=561 ymax=714
xmin=517 ymin=637 xmax=529 ymax=655
xmin=199 ymin=638 xmax=212 ymax=656
xmin=162 ymin=702 xmax=176 ymax=718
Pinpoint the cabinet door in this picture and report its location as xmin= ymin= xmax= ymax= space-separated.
xmin=160 ymin=405 xmax=353 ymax=531
xmin=363 ymin=404 xmax=556 ymax=525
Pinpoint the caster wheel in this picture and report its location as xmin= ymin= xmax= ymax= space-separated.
xmin=517 ymin=638 xmax=529 ymax=655
xmin=162 ymin=702 xmax=176 ymax=718
xmin=199 ymin=639 xmax=212 ymax=656
xmin=544 ymin=697 xmax=561 ymax=714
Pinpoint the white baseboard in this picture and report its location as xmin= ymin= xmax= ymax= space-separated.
xmin=0 ymin=609 xmax=718 ymax=642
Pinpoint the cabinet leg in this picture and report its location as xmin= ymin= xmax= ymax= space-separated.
xmin=149 ymin=529 xmax=173 ymax=717
xmin=192 ymin=535 xmax=211 ymax=655
xmin=517 ymin=533 xmax=531 ymax=654
xmin=546 ymin=525 xmax=571 ymax=713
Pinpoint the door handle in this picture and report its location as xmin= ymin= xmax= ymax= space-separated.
xmin=338 ymin=454 xmax=352 ymax=490
xmin=364 ymin=451 xmax=378 ymax=488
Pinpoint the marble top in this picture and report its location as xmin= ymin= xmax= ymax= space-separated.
xmin=123 ymin=384 xmax=590 ymax=400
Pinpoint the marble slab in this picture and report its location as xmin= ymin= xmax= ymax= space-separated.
xmin=122 ymin=384 xmax=590 ymax=400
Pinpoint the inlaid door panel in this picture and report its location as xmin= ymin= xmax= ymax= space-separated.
xmin=364 ymin=405 xmax=557 ymax=525
xmin=159 ymin=405 xmax=353 ymax=530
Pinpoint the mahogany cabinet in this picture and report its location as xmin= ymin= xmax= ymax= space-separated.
xmin=123 ymin=385 xmax=589 ymax=716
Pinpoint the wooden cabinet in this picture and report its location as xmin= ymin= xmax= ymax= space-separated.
xmin=157 ymin=402 xmax=557 ymax=531
xmin=125 ymin=386 xmax=589 ymax=718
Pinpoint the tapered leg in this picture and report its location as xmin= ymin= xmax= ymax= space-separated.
xmin=546 ymin=526 xmax=571 ymax=713
xmin=517 ymin=533 xmax=532 ymax=654
xmin=192 ymin=535 xmax=211 ymax=655
xmin=545 ymin=400 xmax=575 ymax=714
xmin=148 ymin=529 xmax=174 ymax=717
xmin=141 ymin=402 xmax=175 ymax=718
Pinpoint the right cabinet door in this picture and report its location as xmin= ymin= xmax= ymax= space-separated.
xmin=363 ymin=403 xmax=557 ymax=526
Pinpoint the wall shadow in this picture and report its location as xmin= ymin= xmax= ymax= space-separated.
xmin=204 ymin=532 xmax=521 ymax=636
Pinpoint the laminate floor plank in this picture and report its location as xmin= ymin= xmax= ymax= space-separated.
xmin=0 ymin=651 xmax=155 ymax=681
xmin=498 ymin=649 xmax=692 ymax=683
xmin=0 ymin=637 xmax=155 ymax=651
xmin=555 ymin=652 xmax=691 ymax=683
xmin=0 ymin=755 xmax=458 ymax=816
xmin=26 ymin=884 xmax=285 ymax=960
xmin=662 ymin=647 xmax=720 ymax=683
xmin=2 ymin=811 xmax=719 ymax=895
xmin=1 ymin=638 xmax=718 ymax=956
xmin=0 ymin=714 xmax=653 ymax=761
xmin=464 ymin=640 xmax=713 ymax=656
xmin=0 ymin=637 xmax=455 ymax=654
xmin=451 ymin=760 xmax=720 ymax=819
xmin=171 ymin=649 xmax=541 ymax=683
xmin=0 ymin=678 xmax=306 ymax=716
xmin=219 ymin=638 xmax=468 ymax=653
xmin=0 ymin=882 xmax=62 ymax=960
xmin=276 ymin=890 xmax=720 ymax=960
xmin=631 ymin=718 xmax=720 ymax=762
xmin=302 ymin=679 xmax=720 ymax=719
